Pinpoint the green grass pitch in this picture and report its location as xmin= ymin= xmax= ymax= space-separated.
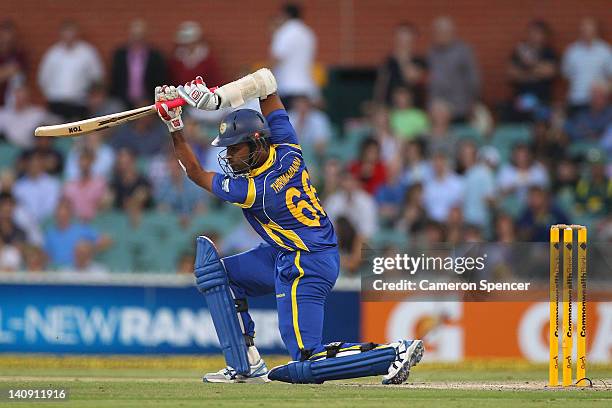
xmin=1 ymin=356 xmax=611 ymax=407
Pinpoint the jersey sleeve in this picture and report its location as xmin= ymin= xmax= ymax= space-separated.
xmin=266 ymin=109 xmax=300 ymax=146
xmin=211 ymin=173 xmax=256 ymax=209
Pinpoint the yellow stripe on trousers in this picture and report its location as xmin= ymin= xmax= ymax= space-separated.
xmin=292 ymin=251 xmax=305 ymax=350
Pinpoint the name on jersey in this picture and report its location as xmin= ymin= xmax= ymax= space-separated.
xmin=270 ymin=157 xmax=301 ymax=193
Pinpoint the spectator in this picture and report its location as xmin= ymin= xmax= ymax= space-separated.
xmin=177 ymin=251 xmax=195 ymax=274
xmin=428 ymin=17 xmax=480 ymax=122
xmin=168 ymin=21 xmax=221 ymax=87
xmin=348 ymin=138 xmax=387 ymax=195
xmin=494 ymin=213 xmax=516 ymax=243
xmin=0 ymin=240 xmax=20 ymax=271
xmin=507 ymin=20 xmax=557 ymax=120
xmin=424 ymin=99 xmax=457 ymax=154
xmin=23 ymin=244 xmax=47 ymax=271
xmin=110 ymin=148 xmax=153 ymax=210
xmin=565 ymin=81 xmax=612 ymax=141
xmin=319 ymin=156 xmax=342 ymax=199
xmin=0 ymin=192 xmax=26 ymax=248
xmin=12 ymin=152 xmax=61 ymax=223
xmin=562 ymin=17 xmax=612 ymax=113
xmin=0 ymin=84 xmax=51 ymax=148
xmin=110 ymin=19 xmax=167 ymax=108
xmin=64 ymin=132 xmax=115 ymax=181
xmin=336 ymin=215 xmax=364 ymax=275
xmin=497 ymin=143 xmax=549 ymax=204
xmin=17 ymin=136 xmax=64 ymax=177
xmin=389 ymin=86 xmax=430 ymax=140
xmin=87 ymin=81 xmax=125 ymax=118
xmin=44 ymin=199 xmax=110 ymax=268
xmin=63 ymin=148 xmax=109 ymax=221
xmin=374 ymin=22 xmax=426 ymax=107
xmin=108 ymin=111 xmax=170 ymax=157
xmin=461 ymin=143 xmax=498 ymax=227
xmin=422 ymin=149 xmax=464 ymax=222
xmin=375 ymin=158 xmax=407 ymax=225
xmin=37 ymin=21 xmax=103 ymax=120
xmin=401 ymin=138 xmax=431 ymax=186
xmin=325 ymin=171 xmax=378 ymax=240
xmin=396 ymin=182 xmax=426 ymax=234
xmin=0 ymin=20 xmax=27 ymax=107
xmin=288 ymin=95 xmax=332 ymax=158
xmin=156 ymin=154 xmax=206 ymax=218
xmin=574 ymin=151 xmax=610 ymax=219
xmin=62 ymin=240 xmax=108 ymax=274
xmin=367 ymin=104 xmax=400 ymax=164
xmin=517 ymin=186 xmax=570 ymax=241
xmin=270 ymin=3 xmax=317 ymax=105
xmin=446 ymin=206 xmax=465 ymax=244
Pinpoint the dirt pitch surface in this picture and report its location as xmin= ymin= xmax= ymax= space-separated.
xmin=1 ymin=356 xmax=611 ymax=407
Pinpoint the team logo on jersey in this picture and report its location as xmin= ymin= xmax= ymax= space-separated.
xmin=222 ymin=177 xmax=230 ymax=193
xmin=219 ymin=122 xmax=227 ymax=134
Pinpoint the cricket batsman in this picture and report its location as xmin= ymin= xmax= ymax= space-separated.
xmin=154 ymin=68 xmax=424 ymax=384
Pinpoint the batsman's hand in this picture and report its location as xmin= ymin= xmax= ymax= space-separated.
xmin=155 ymin=85 xmax=184 ymax=132
xmin=177 ymin=76 xmax=221 ymax=111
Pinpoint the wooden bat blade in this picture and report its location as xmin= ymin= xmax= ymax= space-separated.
xmin=34 ymin=104 xmax=155 ymax=137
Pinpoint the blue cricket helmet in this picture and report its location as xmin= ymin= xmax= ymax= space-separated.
xmin=212 ymin=109 xmax=270 ymax=147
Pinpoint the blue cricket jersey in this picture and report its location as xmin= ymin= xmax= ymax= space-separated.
xmin=211 ymin=109 xmax=337 ymax=252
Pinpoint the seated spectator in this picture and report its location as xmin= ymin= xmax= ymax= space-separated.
xmin=64 ymin=132 xmax=115 ymax=181
xmin=0 ymin=84 xmax=53 ymax=148
xmin=506 ymin=20 xmax=557 ymax=120
xmin=497 ymin=143 xmax=549 ymax=204
xmin=348 ymin=137 xmax=387 ymax=195
xmin=108 ymin=111 xmax=170 ymax=157
xmin=494 ymin=213 xmax=517 ymax=243
xmin=424 ymin=99 xmax=458 ymax=155
xmin=390 ymin=86 xmax=429 ymax=140
xmin=375 ymin=158 xmax=407 ymax=225
xmin=37 ymin=21 xmax=103 ymax=120
xmin=319 ymin=156 xmax=342 ymax=199
xmin=168 ymin=21 xmax=221 ymax=87
xmin=17 ymin=135 xmax=64 ymax=177
xmin=44 ymin=199 xmax=111 ymax=268
xmin=177 ymin=251 xmax=195 ymax=274
xmin=336 ymin=215 xmax=364 ymax=275
xmin=288 ymin=95 xmax=332 ymax=158
xmin=367 ymin=104 xmax=400 ymax=164
xmin=517 ymin=186 xmax=570 ymax=241
xmin=565 ymin=81 xmax=611 ymax=140
xmin=12 ymin=152 xmax=61 ymax=223
xmin=87 ymin=81 xmax=125 ymax=118
xmin=0 ymin=192 xmax=26 ymax=248
xmin=428 ymin=16 xmax=480 ymax=122
xmin=110 ymin=19 xmax=167 ymax=108
xmin=401 ymin=138 xmax=431 ymax=186
xmin=63 ymin=148 xmax=109 ymax=221
xmin=562 ymin=17 xmax=612 ymax=113
xmin=574 ymin=151 xmax=610 ymax=218
xmin=0 ymin=240 xmax=20 ymax=271
xmin=396 ymin=182 xmax=426 ymax=234
xmin=61 ymin=240 xmax=108 ymax=274
xmin=23 ymin=244 xmax=47 ymax=271
xmin=325 ymin=171 xmax=378 ymax=240
xmin=422 ymin=149 xmax=464 ymax=222
xmin=446 ymin=206 xmax=465 ymax=244
xmin=270 ymin=3 xmax=317 ymax=105
xmin=156 ymin=154 xmax=206 ymax=218
xmin=110 ymin=148 xmax=153 ymax=210
xmin=461 ymin=143 xmax=498 ymax=227
xmin=375 ymin=22 xmax=426 ymax=107
xmin=0 ymin=20 xmax=27 ymax=107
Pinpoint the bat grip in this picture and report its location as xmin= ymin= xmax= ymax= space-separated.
xmin=155 ymin=86 xmax=218 ymax=110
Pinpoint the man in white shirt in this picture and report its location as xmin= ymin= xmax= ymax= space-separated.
xmin=270 ymin=4 xmax=317 ymax=106
xmin=562 ymin=17 xmax=612 ymax=111
xmin=12 ymin=152 xmax=61 ymax=224
xmin=422 ymin=150 xmax=464 ymax=222
xmin=38 ymin=21 xmax=104 ymax=120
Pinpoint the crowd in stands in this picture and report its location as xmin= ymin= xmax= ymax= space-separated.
xmin=0 ymin=4 xmax=610 ymax=276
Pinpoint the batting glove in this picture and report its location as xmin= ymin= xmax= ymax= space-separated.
xmin=155 ymin=85 xmax=184 ymax=132
xmin=177 ymin=76 xmax=221 ymax=111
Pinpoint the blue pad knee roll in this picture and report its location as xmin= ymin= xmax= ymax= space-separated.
xmin=268 ymin=345 xmax=396 ymax=384
xmin=195 ymin=236 xmax=249 ymax=375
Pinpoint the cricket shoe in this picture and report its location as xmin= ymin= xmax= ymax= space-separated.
xmin=203 ymin=359 xmax=270 ymax=383
xmin=382 ymin=339 xmax=424 ymax=385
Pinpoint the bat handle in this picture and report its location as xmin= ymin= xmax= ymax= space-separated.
xmin=155 ymin=86 xmax=219 ymax=110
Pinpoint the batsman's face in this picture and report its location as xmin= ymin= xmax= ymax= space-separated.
xmin=226 ymin=142 xmax=251 ymax=173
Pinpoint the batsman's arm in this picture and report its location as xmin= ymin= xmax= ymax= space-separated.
xmin=260 ymin=93 xmax=285 ymax=116
xmin=169 ymin=130 xmax=215 ymax=192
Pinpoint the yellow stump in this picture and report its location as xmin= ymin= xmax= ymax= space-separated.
xmin=549 ymin=226 xmax=560 ymax=386
xmin=576 ymin=227 xmax=587 ymax=386
xmin=562 ymin=227 xmax=573 ymax=387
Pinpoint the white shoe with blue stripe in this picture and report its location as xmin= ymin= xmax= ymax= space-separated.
xmin=382 ymin=339 xmax=424 ymax=385
xmin=203 ymin=358 xmax=270 ymax=383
